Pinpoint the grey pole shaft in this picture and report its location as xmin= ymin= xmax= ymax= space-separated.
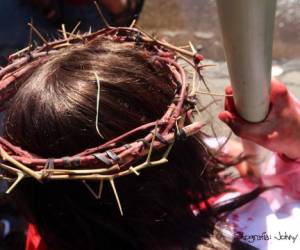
xmin=217 ymin=0 xmax=276 ymax=122
xmin=216 ymin=0 xmax=277 ymax=178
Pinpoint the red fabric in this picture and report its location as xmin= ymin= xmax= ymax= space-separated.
xmin=26 ymin=224 xmax=47 ymax=250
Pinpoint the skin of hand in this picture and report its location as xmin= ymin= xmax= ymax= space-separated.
xmin=219 ymin=79 xmax=300 ymax=160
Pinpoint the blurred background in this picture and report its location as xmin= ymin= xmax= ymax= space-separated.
xmin=140 ymin=0 xmax=300 ymax=60
xmin=139 ymin=0 xmax=300 ymax=94
xmin=139 ymin=0 xmax=300 ymax=137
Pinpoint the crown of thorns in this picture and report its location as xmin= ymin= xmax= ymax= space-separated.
xmin=0 ymin=17 xmax=209 ymax=215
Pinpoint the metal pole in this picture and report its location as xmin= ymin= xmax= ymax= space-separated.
xmin=216 ymin=0 xmax=277 ymax=178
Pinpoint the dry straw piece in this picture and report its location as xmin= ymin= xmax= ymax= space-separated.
xmin=0 ymin=18 xmax=210 ymax=215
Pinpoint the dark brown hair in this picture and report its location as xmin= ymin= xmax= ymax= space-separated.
xmin=5 ymin=39 xmax=174 ymax=157
xmin=5 ymin=39 xmax=258 ymax=250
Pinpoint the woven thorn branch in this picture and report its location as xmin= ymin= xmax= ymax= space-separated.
xmin=0 ymin=18 xmax=209 ymax=215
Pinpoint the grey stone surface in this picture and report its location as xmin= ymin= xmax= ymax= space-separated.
xmin=139 ymin=0 xmax=300 ymax=61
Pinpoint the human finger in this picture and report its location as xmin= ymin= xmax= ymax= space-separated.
xmin=269 ymin=80 xmax=289 ymax=107
xmin=225 ymin=85 xmax=233 ymax=95
xmin=219 ymin=110 xmax=268 ymax=141
xmin=224 ymin=92 xmax=236 ymax=113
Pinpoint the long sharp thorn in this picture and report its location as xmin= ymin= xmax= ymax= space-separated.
xmin=162 ymin=143 xmax=174 ymax=159
xmin=0 ymin=163 xmax=21 ymax=175
xmin=97 ymin=180 xmax=104 ymax=199
xmin=129 ymin=19 xmax=137 ymax=28
xmin=70 ymin=21 xmax=81 ymax=36
xmin=196 ymin=70 xmax=216 ymax=104
xmin=109 ymin=178 xmax=123 ymax=216
xmin=195 ymin=90 xmax=232 ymax=97
xmin=93 ymin=1 xmax=110 ymax=28
xmin=190 ymin=70 xmax=197 ymax=96
xmin=189 ymin=41 xmax=197 ymax=55
xmin=0 ymin=148 xmax=41 ymax=181
xmin=146 ymin=123 xmax=158 ymax=163
xmin=83 ymin=180 xmax=104 ymax=200
xmin=28 ymin=18 xmax=33 ymax=51
xmin=6 ymin=172 xmax=24 ymax=194
xmin=178 ymin=45 xmax=191 ymax=49
xmin=61 ymin=24 xmax=68 ymax=41
xmin=27 ymin=23 xmax=48 ymax=46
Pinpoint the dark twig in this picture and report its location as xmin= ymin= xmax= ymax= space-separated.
xmin=93 ymin=1 xmax=110 ymax=28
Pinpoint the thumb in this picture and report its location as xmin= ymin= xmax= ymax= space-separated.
xmin=218 ymin=111 xmax=244 ymax=136
xmin=219 ymin=111 xmax=266 ymax=141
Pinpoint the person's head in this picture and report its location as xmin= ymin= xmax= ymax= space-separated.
xmin=5 ymin=38 xmax=176 ymax=157
xmin=3 ymin=33 xmax=258 ymax=250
